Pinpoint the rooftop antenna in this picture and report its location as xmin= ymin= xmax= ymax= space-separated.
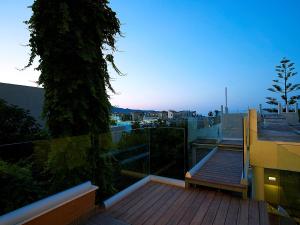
xmin=225 ymin=87 xmax=229 ymax=114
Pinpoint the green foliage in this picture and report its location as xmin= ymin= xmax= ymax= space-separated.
xmin=25 ymin=0 xmax=121 ymax=137
xmin=33 ymin=134 xmax=116 ymax=199
xmin=266 ymin=57 xmax=300 ymax=111
xmin=0 ymin=98 xmax=43 ymax=144
xmin=132 ymin=121 xmax=141 ymax=129
xmin=0 ymin=159 xmax=43 ymax=214
xmin=110 ymin=119 xmax=117 ymax=126
xmin=22 ymin=0 xmax=122 ymax=208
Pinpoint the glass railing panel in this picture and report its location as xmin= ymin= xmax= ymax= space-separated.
xmin=187 ymin=143 xmax=217 ymax=170
xmin=149 ymin=127 xmax=185 ymax=179
xmin=101 ymin=128 xmax=150 ymax=199
xmin=0 ymin=128 xmax=151 ymax=215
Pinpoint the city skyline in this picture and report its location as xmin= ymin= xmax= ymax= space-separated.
xmin=0 ymin=0 xmax=300 ymax=114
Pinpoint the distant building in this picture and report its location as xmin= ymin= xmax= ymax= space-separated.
xmin=0 ymin=82 xmax=44 ymax=125
xmin=158 ymin=111 xmax=168 ymax=120
xmin=168 ymin=110 xmax=176 ymax=119
xmin=176 ymin=110 xmax=197 ymax=118
xmin=131 ymin=111 xmax=144 ymax=121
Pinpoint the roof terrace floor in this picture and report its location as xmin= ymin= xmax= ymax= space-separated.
xmin=258 ymin=123 xmax=300 ymax=142
xmin=86 ymin=181 xmax=270 ymax=225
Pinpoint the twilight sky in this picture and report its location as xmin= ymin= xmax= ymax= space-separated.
xmin=0 ymin=1 xmax=300 ymax=114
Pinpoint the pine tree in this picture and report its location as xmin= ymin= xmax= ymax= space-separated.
xmin=265 ymin=57 xmax=300 ymax=112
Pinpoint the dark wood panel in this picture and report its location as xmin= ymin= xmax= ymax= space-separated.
xmin=118 ymin=184 xmax=167 ymax=221
xmin=201 ymin=192 xmax=223 ymax=225
xmin=224 ymin=197 xmax=240 ymax=225
xmin=237 ymin=199 xmax=249 ymax=225
xmin=249 ymin=200 xmax=259 ymax=225
xmin=213 ymin=194 xmax=231 ymax=225
xmin=124 ymin=184 xmax=172 ymax=223
xmin=133 ymin=185 xmax=179 ymax=225
xmin=190 ymin=191 xmax=216 ymax=225
xmin=142 ymin=187 xmax=185 ymax=225
xmin=177 ymin=190 xmax=207 ymax=225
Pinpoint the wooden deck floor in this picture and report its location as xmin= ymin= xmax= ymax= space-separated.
xmin=86 ymin=181 xmax=269 ymax=225
xmin=186 ymin=149 xmax=247 ymax=196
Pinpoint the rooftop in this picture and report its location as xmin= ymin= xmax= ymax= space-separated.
xmin=258 ymin=114 xmax=300 ymax=142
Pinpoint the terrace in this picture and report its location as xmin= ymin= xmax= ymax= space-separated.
xmin=2 ymin=109 xmax=300 ymax=225
xmin=87 ymin=181 xmax=269 ymax=225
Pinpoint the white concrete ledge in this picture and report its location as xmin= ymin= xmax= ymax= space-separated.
xmin=0 ymin=181 xmax=98 ymax=225
xmin=186 ymin=147 xmax=218 ymax=178
xmin=103 ymin=175 xmax=185 ymax=209
xmin=149 ymin=175 xmax=185 ymax=188
xmin=103 ymin=176 xmax=150 ymax=209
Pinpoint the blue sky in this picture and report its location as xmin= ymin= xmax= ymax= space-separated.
xmin=0 ymin=1 xmax=300 ymax=114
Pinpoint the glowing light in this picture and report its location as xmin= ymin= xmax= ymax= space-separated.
xmin=268 ymin=176 xmax=276 ymax=181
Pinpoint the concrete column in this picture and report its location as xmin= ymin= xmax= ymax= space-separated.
xmin=295 ymin=103 xmax=298 ymax=113
xmin=221 ymin=105 xmax=224 ymax=114
xmin=278 ymin=103 xmax=282 ymax=114
xmin=249 ymin=109 xmax=257 ymax=144
xmin=252 ymin=166 xmax=265 ymax=201
xmin=225 ymin=106 xmax=229 ymax=114
xmin=286 ymin=103 xmax=289 ymax=113
xmin=259 ymin=104 xmax=262 ymax=115
xmin=192 ymin=147 xmax=196 ymax=166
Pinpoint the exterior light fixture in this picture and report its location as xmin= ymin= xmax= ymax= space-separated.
xmin=268 ymin=176 xmax=276 ymax=181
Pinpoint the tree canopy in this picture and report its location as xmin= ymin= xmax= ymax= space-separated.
xmin=25 ymin=0 xmax=121 ymax=137
xmin=265 ymin=57 xmax=300 ymax=112
xmin=0 ymin=99 xmax=42 ymax=144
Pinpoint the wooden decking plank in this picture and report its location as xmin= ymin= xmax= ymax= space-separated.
xmin=248 ymin=200 xmax=259 ymax=225
xmin=190 ymin=191 xmax=216 ymax=225
xmin=237 ymin=199 xmax=249 ymax=225
xmin=142 ymin=187 xmax=185 ymax=225
xmin=187 ymin=177 xmax=246 ymax=190
xmin=191 ymin=176 xmax=241 ymax=184
xmin=213 ymin=194 xmax=231 ymax=225
xmin=124 ymin=184 xmax=172 ymax=224
xmin=155 ymin=189 xmax=193 ymax=225
xmin=194 ymin=168 xmax=242 ymax=175
xmin=188 ymin=149 xmax=244 ymax=194
xmin=165 ymin=190 xmax=200 ymax=225
xmin=196 ymin=169 xmax=242 ymax=174
xmin=107 ymin=182 xmax=154 ymax=213
xmin=192 ymin=174 xmax=241 ymax=183
xmin=177 ymin=190 xmax=208 ymax=225
xmin=118 ymin=183 xmax=167 ymax=221
xmin=259 ymin=201 xmax=270 ymax=225
xmin=96 ymin=182 xmax=268 ymax=225
xmin=109 ymin=182 xmax=159 ymax=218
xmin=224 ymin=198 xmax=240 ymax=225
xmin=134 ymin=186 xmax=180 ymax=225
xmin=86 ymin=214 xmax=130 ymax=225
xmin=200 ymin=192 xmax=223 ymax=225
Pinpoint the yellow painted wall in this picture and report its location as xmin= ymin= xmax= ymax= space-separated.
xmin=248 ymin=109 xmax=300 ymax=172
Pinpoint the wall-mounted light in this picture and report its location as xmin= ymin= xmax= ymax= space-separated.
xmin=268 ymin=176 xmax=276 ymax=181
